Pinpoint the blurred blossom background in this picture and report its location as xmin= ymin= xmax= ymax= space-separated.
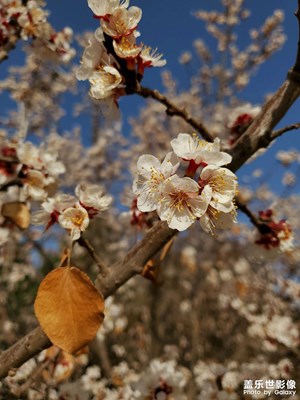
xmin=0 ymin=0 xmax=299 ymax=399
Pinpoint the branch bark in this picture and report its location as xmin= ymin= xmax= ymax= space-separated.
xmin=228 ymin=71 xmax=300 ymax=171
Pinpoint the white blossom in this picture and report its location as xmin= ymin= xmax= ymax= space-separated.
xmin=89 ymin=65 xmax=122 ymax=99
xmin=101 ymin=6 xmax=142 ymax=39
xmin=171 ymin=134 xmax=232 ymax=167
xmin=23 ymin=169 xmax=53 ymax=201
xmin=87 ymin=0 xmax=129 ymax=18
xmin=199 ymin=204 xmax=237 ymax=234
xmin=157 ymin=175 xmax=208 ymax=231
xmin=75 ymin=183 xmax=112 ymax=215
xmin=131 ymin=359 xmax=188 ymax=400
xmin=113 ymin=34 xmax=141 ymax=59
xmin=139 ymin=45 xmax=167 ymax=68
xmin=17 ymin=142 xmax=43 ymax=170
xmin=133 ymin=152 xmax=179 ymax=212
xmin=76 ymin=37 xmax=109 ymax=82
xmin=58 ymin=205 xmax=90 ymax=240
xmin=32 ymin=194 xmax=76 ymax=226
xmin=199 ymin=165 xmax=237 ymax=212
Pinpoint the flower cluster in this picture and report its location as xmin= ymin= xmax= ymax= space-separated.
xmin=131 ymin=359 xmax=188 ymax=400
xmin=16 ymin=141 xmax=65 ymax=201
xmin=0 ymin=138 xmax=65 ymax=245
xmin=0 ymin=139 xmax=65 ymax=199
xmin=32 ymin=184 xmax=112 ymax=240
xmin=0 ymin=0 xmax=75 ymax=62
xmin=76 ymin=0 xmax=166 ymax=102
xmin=133 ymin=133 xmax=237 ymax=233
xmin=255 ymin=209 xmax=294 ymax=254
xmin=227 ymin=104 xmax=260 ymax=144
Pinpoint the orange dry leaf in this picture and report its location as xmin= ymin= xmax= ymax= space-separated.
xmin=34 ymin=266 xmax=105 ymax=354
xmin=2 ymin=202 xmax=30 ymax=229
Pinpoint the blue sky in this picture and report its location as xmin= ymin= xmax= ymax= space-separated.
xmin=1 ymin=1 xmax=300 ymax=205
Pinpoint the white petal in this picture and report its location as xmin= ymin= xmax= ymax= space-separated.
xmin=136 ymin=154 xmax=162 ymax=175
xmin=127 ymin=6 xmax=142 ymax=27
xmin=215 ymin=211 xmax=236 ymax=230
xmin=137 ymin=191 xmax=159 ymax=212
xmin=198 ymin=150 xmax=232 ymax=166
xmin=199 ymin=214 xmax=211 ymax=233
xmin=87 ymin=0 xmax=110 ymax=16
xmin=161 ymin=151 xmax=180 ymax=177
xmin=170 ymin=133 xmax=197 ymax=158
xmin=31 ymin=210 xmax=49 ymax=225
xmin=168 ymin=210 xmax=195 ymax=231
xmin=210 ymin=200 xmax=234 ymax=213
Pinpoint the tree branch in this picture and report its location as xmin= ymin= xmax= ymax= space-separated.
xmin=135 ymin=85 xmax=215 ymax=143
xmin=235 ymin=197 xmax=272 ymax=235
xmin=0 ymin=222 xmax=176 ymax=380
xmin=271 ymin=122 xmax=300 ymax=140
xmin=0 ymin=35 xmax=19 ymax=64
xmin=228 ymin=71 xmax=300 ymax=171
xmin=0 ymin=327 xmax=51 ymax=380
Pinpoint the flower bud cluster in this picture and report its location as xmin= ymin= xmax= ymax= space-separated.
xmin=0 ymin=138 xmax=65 ymax=244
xmin=32 ymin=184 xmax=112 ymax=241
xmin=133 ymin=133 xmax=238 ymax=233
xmin=0 ymin=0 xmax=75 ymax=62
xmin=255 ymin=209 xmax=294 ymax=254
xmin=0 ymin=139 xmax=65 ymax=201
xmin=226 ymin=103 xmax=260 ymax=144
xmin=76 ymin=0 xmax=166 ymax=102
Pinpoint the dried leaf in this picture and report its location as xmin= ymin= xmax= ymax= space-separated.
xmin=34 ymin=266 xmax=105 ymax=354
xmin=142 ymin=240 xmax=173 ymax=285
xmin=159 ymin=238 xmax=174 ymax=261
xmin=2 ymin=202 xmax=30 ymax=229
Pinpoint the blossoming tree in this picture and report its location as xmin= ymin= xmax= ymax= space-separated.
xmin=0 ymin=0 xmax=299 ymax=399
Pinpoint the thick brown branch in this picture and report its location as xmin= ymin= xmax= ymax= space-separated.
xmin=229 ymin=72 xmax=300 ymax=171
xmin=95 ymin=221 xmax=176 ymax=297
xmin=135 ymin=86 xmax=215 ymax=142
xmin=0 ymin=327 xmax=51 ymax=380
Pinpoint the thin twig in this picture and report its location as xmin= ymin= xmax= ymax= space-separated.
xmin=135 ymin=85 xmax=215 ymax=142
xmin=13 ymin=357 xmax=53 ymax=397
xmin=271 ymin=122 xmax=300 ymax=140
xmin=77 ymin=236 xmax=109 ymax=277
xmin=235 ymin=197 xmax=271 ymax=235
xmin=26 ymin=236 xmax=54 ymax=266
xmin=0 ymin=35 xmax=19 ymax=64
xmin=89 ymin=336 xmax=112 ymax=379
